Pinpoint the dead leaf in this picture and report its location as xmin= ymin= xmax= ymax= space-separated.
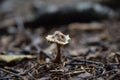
xmin=68 ymin=23 xmax=104 ymax=31
xmin=0 ymin=55 xmax=36 ymax=63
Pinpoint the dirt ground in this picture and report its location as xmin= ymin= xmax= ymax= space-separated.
xmin=0 ymin=0 xmax=120 ymax=80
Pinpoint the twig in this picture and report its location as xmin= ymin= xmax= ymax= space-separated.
xmin=0 ymin=67 xmax=25 ymax=80
xmin=94 ymin=69 xmax=117 ymax=78
xmin=69 ymin=58 xmax=103 ymax=65
xmin=107 ymin=71 xmax=120 ymax=80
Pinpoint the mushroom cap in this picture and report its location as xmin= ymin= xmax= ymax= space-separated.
xmin=46 ymin=31 xmax=71 ymax=45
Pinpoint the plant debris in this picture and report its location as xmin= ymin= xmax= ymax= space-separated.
xmin=0 ymin=55 xmax=36 ymax=63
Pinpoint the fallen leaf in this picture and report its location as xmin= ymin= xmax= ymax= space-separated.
xmin=68 ymin=23 xmax=104 ymax=31
xmin=0 ymin=55 xmax=36 ymax=63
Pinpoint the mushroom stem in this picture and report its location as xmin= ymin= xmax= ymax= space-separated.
xmin=55 ymin=44 xmax=62 ymax=63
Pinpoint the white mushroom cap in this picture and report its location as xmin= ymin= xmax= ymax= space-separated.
xmin=46 ymin=31 xmax=71 ymax=45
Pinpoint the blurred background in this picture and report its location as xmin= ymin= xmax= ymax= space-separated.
xmin=0 ymin=0 xmax=120 ymax=56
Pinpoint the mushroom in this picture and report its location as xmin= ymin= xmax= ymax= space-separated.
xmin=46 ymin=31 xmax=71 ymax=63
